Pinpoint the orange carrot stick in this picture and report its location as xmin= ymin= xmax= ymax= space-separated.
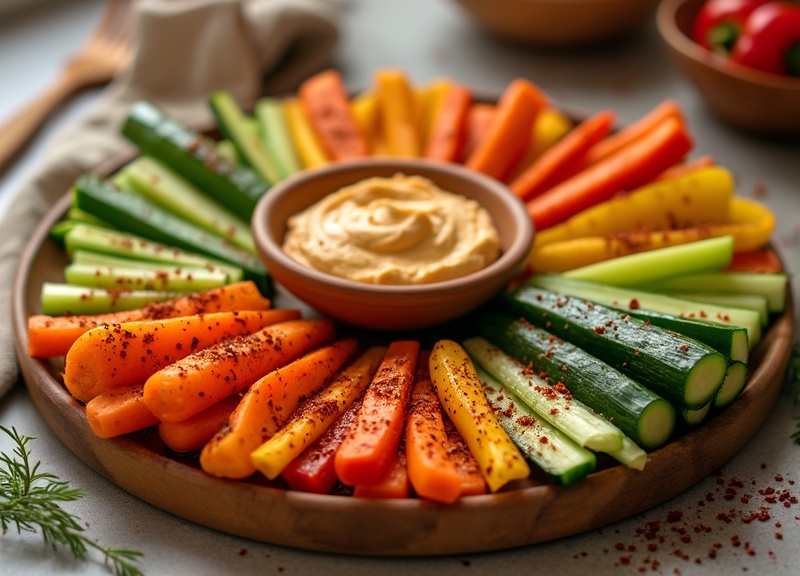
xmin=527 ymin=116 xmax=693 ymax=231
xmin=404 ymin=352 xmax=462 ymax=504
xmin=460 ymin=103 xmax=496 ymax=163
xmin=423 ymin=83 xmax=472 ymax=163
xmin=443 ymin=417 xmax=488 ymax=496
xmin=143 ymin=318 xmax=335 ymax=423
xmin=374 ymin=69 xmax=421 ymax=157
xmin=28 ymin=281 xmax=271 ymax=358
xmin=352 ymin=441 xmax=410 ymax=499
xmin=63 ymin=309 xmax=300 ymax=403
xmin=510 ymin=110 xmax=615 ymax=202
xmin=465 ymin=78 xmax=549 ymax=180
xmin=85 ymin=384 xmax=160 ymax=439
xmin=158 ymin=394 xmax=242 ymax=453
xmin=299 ymin=69 xmax=369 ymax=160
xmin=334 ymin=340 xmax=419 ymax=486
xmin=200 ymin=338 xmax=360 ymax=479
xmin=585 ymin=99 xmax=684 ymax=166
xmin=725 ymin=249 xmax=784 ymax=273
xmin=281 ymin=398 xmax=363 ymax=494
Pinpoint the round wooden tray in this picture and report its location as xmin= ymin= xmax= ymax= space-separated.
xmin=13 ymin=183 xmax=795 ymax=558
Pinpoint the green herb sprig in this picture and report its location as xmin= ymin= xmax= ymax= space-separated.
xmin=0 ymin=426 xmax=143 ymax=576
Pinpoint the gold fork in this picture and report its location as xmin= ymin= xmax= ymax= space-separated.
xmin=0 ymin=0 xmax=133 ymax=174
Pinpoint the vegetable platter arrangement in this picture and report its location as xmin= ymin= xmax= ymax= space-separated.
xmin=12 ymin=66 xmax=793 ymax=553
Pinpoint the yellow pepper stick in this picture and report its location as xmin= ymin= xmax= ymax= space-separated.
xmin=250 ymin=346 xmax=387 ymax=480
xmin=429 ymin=340 xmax=529 ymax=493
xmin=284 ymin=97 xmax=329 ymax=169
xmin=534 ymin=166 xmax=735 ymax=247
xmin=350 ymin=91 xmax=389 ymax=156
xmin=416 ymin=77 xmax=453 ymax=152
xmin=374 ymin=69 xmax=420 ymax=157
xmin=507 ymin=107 xmax=573 ymax=182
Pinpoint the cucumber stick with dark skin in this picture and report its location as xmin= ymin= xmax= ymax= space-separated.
xmin=502 ymin=285 xmax=728 ymax=409
xmin=478 ymin=312 xmax=676 ymax=450
xmin=121 ymin=101 xmax=269 ymax=221
xmin=72 ymin=173 xmax=272 ymax=296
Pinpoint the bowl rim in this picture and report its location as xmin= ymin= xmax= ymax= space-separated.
xmin=251 ymin=157 xmax=535 ymax=296
xmin=656 ymin=0 xmax=800 ymax=91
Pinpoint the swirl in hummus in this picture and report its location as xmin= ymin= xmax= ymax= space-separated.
xmin=282 ymin=173 xmax=501 ymax=285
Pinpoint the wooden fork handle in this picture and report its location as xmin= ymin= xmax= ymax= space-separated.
xmin=0 ymin=72 xmax=86 ymax=174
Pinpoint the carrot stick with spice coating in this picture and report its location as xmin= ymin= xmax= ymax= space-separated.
xmin=352 ymin=440 xmax=410 ymax=499
xmin=249 ymin=345 xmax=387 ymax=480
xmin=334 ymin=340 xmax=419 ymax=486
xmin=404 ymin=351 xmax=462 ymax=504
xmin=423 ymin=83 xmax=472 ymax=163
xmin=143 ymin=318 xmax=335 ymax=423
xmin=158 ymin=394 xmax=242 ymax=453
xmin=63 ymin=309 xmax=300 ymax=403
xmin=442 ymin=417 xmax=487 ymax=496
xmin=85 ymin=383 xmax=159 ymax=439
xmin=27 ymin=280 xmax=272 ymax=358
xmin=200 ymin=338 xmax=361 ymax=479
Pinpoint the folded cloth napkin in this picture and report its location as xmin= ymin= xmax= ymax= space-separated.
xmin=0 ymin=0 xmax=340 ymax=400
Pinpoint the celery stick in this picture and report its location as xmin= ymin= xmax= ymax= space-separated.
xmin=563 ymin=235 xmax=735 ymax=286
xmin=665 ymin=292 xmax=769 ymax=327
xmin=463 ymin=337 xmax=624 ymax=453
xmin=40 ymin=283 xmax=176 ymax=316
xmin=119 ymin=156 xmax=256 ymax=253
xmin=63 ymin=223 xmax=244 ymax=282
xmin=646 ymin=272 xmax=788 ymax=313
xmin=255 ymin=97 xmax=303 ymax=178
xmin=475 ymin=364 xmax=596 ymax=486
xmin=605 ymin=435 xmax=647 ymax=471
xmin=71 ymin=249 xmax=225 ymax=277
xmin=64 ymin=263 xmax=228 ymax=293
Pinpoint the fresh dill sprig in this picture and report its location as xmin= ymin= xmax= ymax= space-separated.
xmin=0 ymin=426 xmax=143 ymax=576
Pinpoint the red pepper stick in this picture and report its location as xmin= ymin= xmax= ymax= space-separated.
xmin=280 ymin=398 xmax=363 ymax=494
xmin=334 ymin=340 xmax=419 ymax=486
xmin=526 ymin=116 xmax=693 ymax=231
xmin=509 ymin=110 xmax=615 ymax=203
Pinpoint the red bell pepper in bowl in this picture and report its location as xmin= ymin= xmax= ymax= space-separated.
xmin=691 ymin=0 xmax=768 ymax=56
xmin=730 ymin=2 xmax=800 ymax=76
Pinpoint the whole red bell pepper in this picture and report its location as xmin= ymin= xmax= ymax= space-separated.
xmin=730 ymin=2 xmax=800 ymax=76
xmin=691 ymin=0 xmax=769 ymax=56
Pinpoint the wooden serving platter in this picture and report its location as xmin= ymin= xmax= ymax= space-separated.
xmin=12 ymin=175 xmax=795 ymax=558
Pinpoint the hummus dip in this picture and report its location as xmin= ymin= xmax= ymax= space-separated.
xmin=282 ymin=173 xmax=501 ymax=285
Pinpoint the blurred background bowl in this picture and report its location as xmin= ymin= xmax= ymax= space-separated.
xmin=448 ymin=0 xmax=661 ymax=47
xmin=252 ymin=158 xmax=534 ymax=332
xmin=657 ymin=0 xmax=800 ymax=137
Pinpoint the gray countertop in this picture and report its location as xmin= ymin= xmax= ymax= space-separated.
xmin=1 ymin=1 xmax=799 ymax=574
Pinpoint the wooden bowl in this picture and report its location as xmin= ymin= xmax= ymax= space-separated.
xmin=657 ymin=0 xmax=800 ymax=136
xmin=251 ymin=158 xmax=534 ymax=331
xmin=448 ymin=0 xmax=660 ymax=47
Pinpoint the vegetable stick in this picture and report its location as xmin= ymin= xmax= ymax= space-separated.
xmin=651 ymin=154 xmax=715 ymax=182
xmin=507 ymin=107 xmax=574 ymax=182
xmin=416 ymin=78 xmax=453 ymax=152
xmin=281 ymin=398 xmax=363 ymax=494
xmin=350 ymin=92 xmax=380 ymax=142
xmin=423 ymin=83 xmax=472 ymax=163
xmin=143 ymin=318 xmax=335 ymax=423
xmin=85 ymin=384 xmax=159 ymax=439
xmin=158 ymin=394 xmax=242 ymax=453
xmin=526 ymin=116 xmax=693 ymax=231
xmin=459 ymin=103 xmax=495 ymax=163
xmin=299 ymin=69 xmax=369 ymax=160
xmin=334 ymin=340 xmax=419 ymax=486
xmin=200 ymin=339 xmax=361 ymax=479
xmin=63 ymin=309 xmax=300 ymax=403
xmin=429 ymin=340 xmax=530 ymax=493
xmin=442 ymin=417 xmax=487 ymax=496
xmin=532 ymin=166 xmax=734 ymax=247
xmin=250 ymin=346 xmax=387 ymax=480
xmin=465 ymin=78 xmax=549 ymax=181
xmin=584 ymin=99 xmax=684 ymax=166
xmin=27 ymin=281 xmax=271 ymax=358
xmin=404 ymin=352 xmax=462 ymax=504
xmin=352 ymin=441 xmax=410 ymax=499
xmin=725 ymin=249 xmax=783 ymax=273
xmin=374 ymin=69 xmax=420 ymax=156
xmin=510 ymin=110 xmax=615 ymax=202
xmin=284 ymin=97 xmax=330 ymax=168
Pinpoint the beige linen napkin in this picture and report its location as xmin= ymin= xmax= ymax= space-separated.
xmin=0 ymin=0 xmax=339 ymax=399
